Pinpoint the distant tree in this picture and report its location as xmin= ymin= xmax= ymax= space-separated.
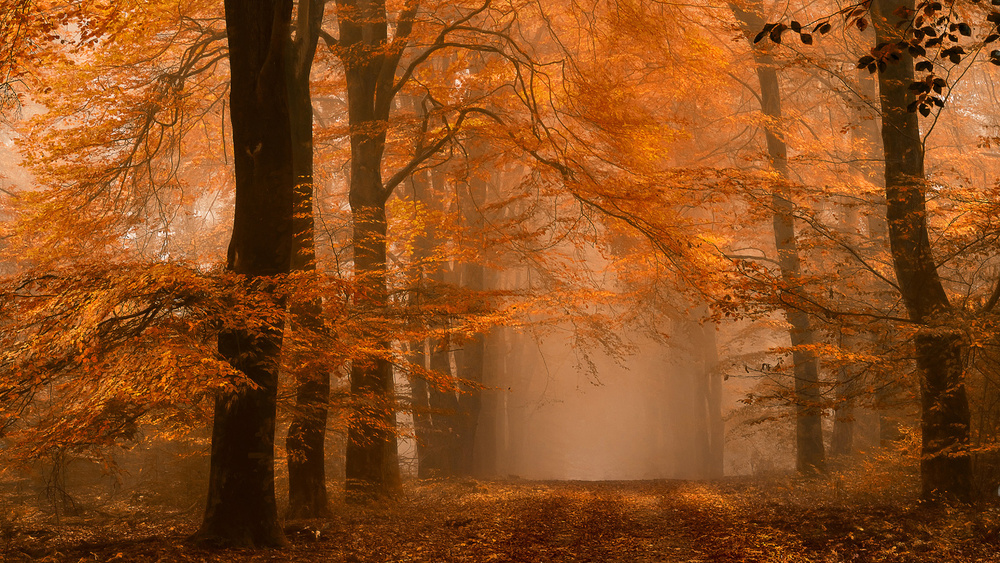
xmin=408 ymin=160 xmax=461 ymax=478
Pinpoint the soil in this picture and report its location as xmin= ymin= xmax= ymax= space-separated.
xmin=3 ymin=477 xmax=999 ymax=562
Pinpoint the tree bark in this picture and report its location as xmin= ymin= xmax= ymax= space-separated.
xmin=455 ymin=269 xmax=485 ymax=477
xmin=732 ymin=3 xmax=826 ymax=474
xmin=335 ymin=0 xmax=405 ymax=499
xmin=284 ymin=0 xmax=331 ymax=520
xmin=194 ymin=0 xmax=294 ymax=547
xmin=873 ymin=0 xmax=971 ymax=501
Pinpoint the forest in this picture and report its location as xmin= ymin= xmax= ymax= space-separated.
xmin=3 ymin=0 xmax=1000 ymax=561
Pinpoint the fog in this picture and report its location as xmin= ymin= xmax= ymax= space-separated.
xmin=395 ymin=308 xmax=790 ymax=482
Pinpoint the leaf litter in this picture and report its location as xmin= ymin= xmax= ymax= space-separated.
xmin=2 ymin=477 xmax=999 ymax=562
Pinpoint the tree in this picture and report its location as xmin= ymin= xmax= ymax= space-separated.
xmin=330 ymin=0 xmax=415 ymax=499
xmin=327 ymin=0 xmax=494 ymax=497
xmin=871 ymin=0 xmax=972 ymax=501
xmin=194 ymin=0 xmax=295 ymax=546
xmin=452 ymin=139 xmax=491 ymax=477
xmin=284 ymin=0 xmax=333 ymax=520
xmin=732 ymin=0 xmax=826 ymax=475
xmin=408 ymin=160 xmax=462 ymax=478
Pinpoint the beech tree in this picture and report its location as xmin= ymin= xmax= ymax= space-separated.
xmin=871 ymin=0 xmax=972 ymax=501
xmin=284 ymin=0 xmax=332 ymax=519
xmin=330 ymin=0 xmax=414 ymax=498
xmin=194 ymin=0 xmax=295 ymax=546
xmin=9 ymin=0 xmax=1000 ymax=528
xmin=325 ymin=0 xmax=503 ymax=497
xmin=732 ymin=0 xmax=826 ymax=475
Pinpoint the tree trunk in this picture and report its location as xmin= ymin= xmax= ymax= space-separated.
xmin=850 ymin=67 xmax=904 ymax=449
xmin=194 ymin=0 xmax=294 ymax=547
xmin=873 ymin=0 xmax=971 ymax=501
xmin=830 ymin=354 xmax=855 ymax=457
xmin=472 ymin=326 xmax=502 ymax=477
xmin=453 ymin=141 xmax=489 ymax=477
xmin=831 ymin=203 xmax=860 ymax=457
xmin=426 ymin=332 xmax=459 ymax=475
xmin=344 ymin=196 xmax=400 ymax=497
xmin=406 ymin=163 xmax=437 ymax=478
xmin=732 ymin=3 xmax=826 ymax=474
xmin=410 ymin=341 xmax=433 ymax=477
xmin=336 ymin=0 xmax=405 ymax=499
xmin=285 ymin=0 xmax=331 ymax=520
xmin=425 ymin=166 xmax=460 ymax=476
xmin=408 ymin=161 xmax=459 ymax=478
xmin=700 ymin=318 xmax=724 ymax=478
xmin=455 ymin=287 xmax=485 ymax=476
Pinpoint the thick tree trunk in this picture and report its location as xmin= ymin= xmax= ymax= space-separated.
xmin=285 ymin=0 xmax=331 ymax=519
xmin=195 ymin=0 xmax=294 ymax=547
xmin=732 ymin=4 xmax=826 ymax=474
xmin=873 ymin=0 xmax=971 ymax=501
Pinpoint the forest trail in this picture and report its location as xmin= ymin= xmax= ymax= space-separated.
xmin=4 ymin=478 xmax=999 ymax=562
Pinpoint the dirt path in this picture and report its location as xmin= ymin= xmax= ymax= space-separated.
xmin=4 ymin=479 xmax=998 ymax=562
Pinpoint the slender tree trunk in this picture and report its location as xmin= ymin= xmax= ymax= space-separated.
xmin=850 ymin=68 xmax=903 ymax=449
xmin=699 ymin=317 xmax=724 ymax=478
xmin=455 ymin=265 xmax=485 ymax=476
xmin=473 ymin=326 xmax=503 ymax=477
xmin=732 ymin=3 xmax=826 ymax=474
xmin=425 ymin=166 xmax=460 ymax=476
xmin=406 ymin=163 xmax=436 ymax=478
xmin=831 ymin=197 xmax=860 ymax=457
xmin=426 ymin=331 xmax=459 ymax=474
xmin=336 ymin=0 xmax=406 ymax=499
xmin=682 ymin=317 xmax=712 ymax=478
xmin=830 ymin=344 xmax=856 ymax=456
xmin=408 ymin=161 xmax=459 ymax=478
xmin=285 ymin=0 xmax=331 ymax=519
xmin=454 ymin=140 xmax=489 ymax=477
xmin=411 ymin=163 xmax=459 ymax=478
xmin=873 ymin=0 xmax=971 ymax=501
xmin=195 ymin=0 xmax=294 ymax=547
xmin=410 ymin=340 xmax=433 ymax=477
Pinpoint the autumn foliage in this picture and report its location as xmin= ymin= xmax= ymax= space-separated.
xmin=1 ymin=0 xmax=1000 ymax=554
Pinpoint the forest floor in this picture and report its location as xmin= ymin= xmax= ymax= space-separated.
xmin=3 ymin=475 xmax=1000 ymax=562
